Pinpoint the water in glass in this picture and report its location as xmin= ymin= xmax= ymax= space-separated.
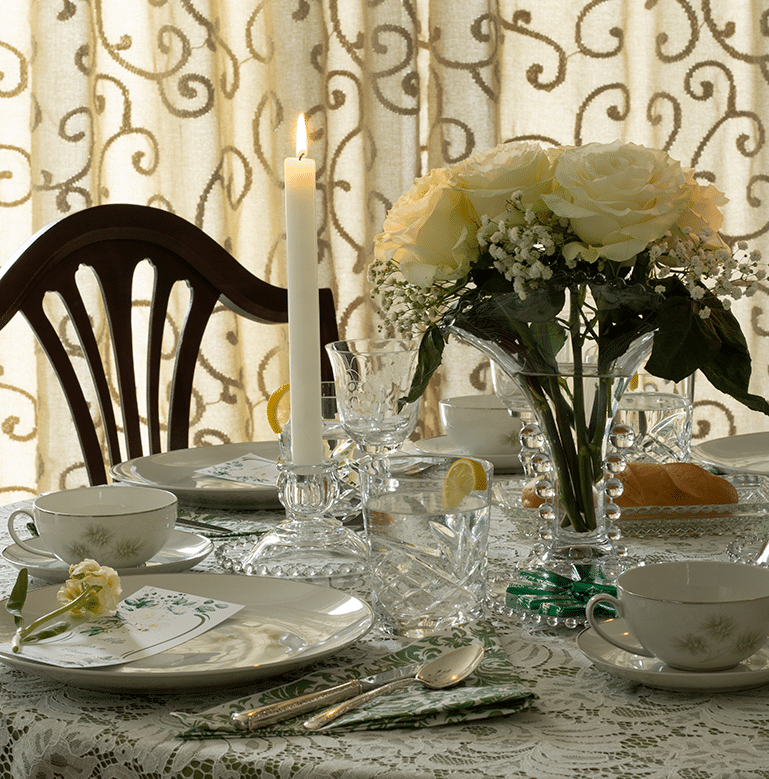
xmin=362 ymin=456 xmax=492 ymax=638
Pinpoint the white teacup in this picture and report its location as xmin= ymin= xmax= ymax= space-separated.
xmin=439 ymin=394 xmax=524 ymax=456
xmin=8 ymin=486 xmax=177 ymax=569
xmin=586 ymin=561 xmax=769 ymax=671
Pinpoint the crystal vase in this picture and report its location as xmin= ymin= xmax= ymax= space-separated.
xmin=448 ymin=320 xmax=654 ymax=578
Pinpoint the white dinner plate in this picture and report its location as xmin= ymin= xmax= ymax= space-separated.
xmin=110 ymin=442 xmax=282 ymax=509
xmin=693 ymin=432 xmax=769 ymax=476
xmin=414 ymin=436 xmax=523 ymax=473
xmin=578 ymin=617 xmax=769 ymax=692
xmin=0 ymin=573 xmax=374 ymax=692
xmin=2 ymin=530 xmax=214 ymax=583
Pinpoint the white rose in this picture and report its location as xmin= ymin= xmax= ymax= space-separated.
xmin=375 ymin=167 xmax=479 ymax=288
xmin=542 ymin=141 xmax=693 ymax=264
xmin=452 ymin=141 xmax=556 ymax=222
xmin=58 ymin=559 xmax=122 ymax=617
xmin=670 ymin=169 xmax=729 ymax=250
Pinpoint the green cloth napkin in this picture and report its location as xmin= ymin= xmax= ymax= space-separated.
xmin=172 ymin=620 xmax=535 ymax=737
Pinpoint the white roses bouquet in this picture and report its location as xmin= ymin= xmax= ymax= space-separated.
xmin=372 ymin=140 xmax=766 ymax=413
xmin=370 ymin=140 xmax=768 ymax=535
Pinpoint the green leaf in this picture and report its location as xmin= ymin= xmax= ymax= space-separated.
xmin=529 ymin=320 xmax=567 ymax=365
xmin=698 ymin=305 xmax=769 ymax=415
xmin=645 ymin=297 xmax=720 ymax=381
xmin=400 ymin=326 xmax=445 ymax=408
xmin=22 ymin=622 xmax=70 ymax=644
xmin=6 ymin=567 xmax=28 ymax=630
xmin=647 ymin=296 xmax=769 ymax=416
xmin=493 ymin=288 xmax=566 ymax=324
xmin=591 ymin=279 xmax=662 ymax=319
xmin=470 ymin=267 xmax=515 ymax=294
xmin=701 ymin=361 xmax=769 ymax=415
xmin=597 ymin=323 xmax=656 ymax=373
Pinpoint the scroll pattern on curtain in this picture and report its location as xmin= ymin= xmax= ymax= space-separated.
xmin=0 ymin=0 xmax=765 ymax=500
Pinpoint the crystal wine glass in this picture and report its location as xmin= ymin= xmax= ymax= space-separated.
xmin=325 ymin=338 xmax=421 ymax=455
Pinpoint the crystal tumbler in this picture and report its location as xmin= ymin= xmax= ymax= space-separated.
xmin=361 ymin=454 xmax=492 ymax=638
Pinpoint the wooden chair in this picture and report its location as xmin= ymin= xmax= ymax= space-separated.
xmin=0 ymin=204 xmax=338 ymax=485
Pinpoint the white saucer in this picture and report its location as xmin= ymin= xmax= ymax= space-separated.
xmin=578 ymin=617 xmax=769 ymax=692
xmin=1 ymin=530 xmax=214 ymax=583
xmin=414 ymin=435 xmax=523 ymax=473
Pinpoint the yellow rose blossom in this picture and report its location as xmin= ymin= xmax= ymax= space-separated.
xmin=375 ymin=168 xmax=479 ymax=288
xmin=452 ymin=141 xmax=556 ymax=223
xmin=665 ymin=169 xmax=730 ymax=255
xmin=7 ymin=560 xmax=122 ymax=653
xmin=57 ymin=559 xmax=122 ymax=617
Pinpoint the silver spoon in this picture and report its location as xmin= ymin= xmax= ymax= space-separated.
xmin=303 ymin=643 xmax=485 ymax=730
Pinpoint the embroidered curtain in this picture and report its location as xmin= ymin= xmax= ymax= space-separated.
xmin=0 ymin=1 xmax=766 ymax=501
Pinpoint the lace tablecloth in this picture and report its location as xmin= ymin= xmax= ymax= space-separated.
xmin=0 ymin=495 xmax=768 ymax=779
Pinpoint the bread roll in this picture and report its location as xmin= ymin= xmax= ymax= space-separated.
xmin=521 ymin=483 xmax=546 ymax=509
xmin=614 ymin=462 xmax=738 ymax=507
xmin=521 ymin=462 xmax=737 ymax=509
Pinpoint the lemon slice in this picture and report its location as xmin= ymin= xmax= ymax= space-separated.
xmin=266 ymin=383 xmax=291 ymax=434
xmin=442 ymin=458 xmax=488 ymax=510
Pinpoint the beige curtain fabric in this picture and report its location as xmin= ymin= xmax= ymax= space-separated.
xmin=0 ymin=1 xmax=766 ymax=502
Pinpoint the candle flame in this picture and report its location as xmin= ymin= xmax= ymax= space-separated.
xmin=296 ymin=114 xmax=308 ymax=159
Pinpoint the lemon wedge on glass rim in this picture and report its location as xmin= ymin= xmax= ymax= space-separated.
xmin=266 ymin=383 xmax=291 ymax=434
xmin=442 ymin=457 xmax=488 ymax=510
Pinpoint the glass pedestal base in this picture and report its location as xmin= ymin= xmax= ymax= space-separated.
xmin=238 ymin=516 xmax=367 ymax=580
xmin=516 ymin=523 xmax=639 ymax=581
xmin=235 ymin=460 xmax=367 ymax=581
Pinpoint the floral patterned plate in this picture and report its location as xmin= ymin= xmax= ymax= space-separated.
xmin=0 ymin=573 xmax=374 ymax=692
xmin=1 ymin=530 xmax=214 ymax=583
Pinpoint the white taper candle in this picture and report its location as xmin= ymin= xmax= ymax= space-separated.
xmin=284 ymin=114 xmax=324 ymax=465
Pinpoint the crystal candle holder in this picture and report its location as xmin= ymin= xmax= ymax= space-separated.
xmin=239 ymin=459 xmax=367 ymax=580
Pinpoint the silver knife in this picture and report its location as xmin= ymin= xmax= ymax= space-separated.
xmin=229 ymin=661 xmax=425 ymax=731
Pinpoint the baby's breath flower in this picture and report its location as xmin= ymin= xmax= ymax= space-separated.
xmin=647 ymin=229 xmax=764 ymax=310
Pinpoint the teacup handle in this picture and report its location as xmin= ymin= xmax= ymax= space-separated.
xmin=7 ymin=508 xmax=56 ymax=558
xmin=585 ymin=594 xmax=655 ymax=658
